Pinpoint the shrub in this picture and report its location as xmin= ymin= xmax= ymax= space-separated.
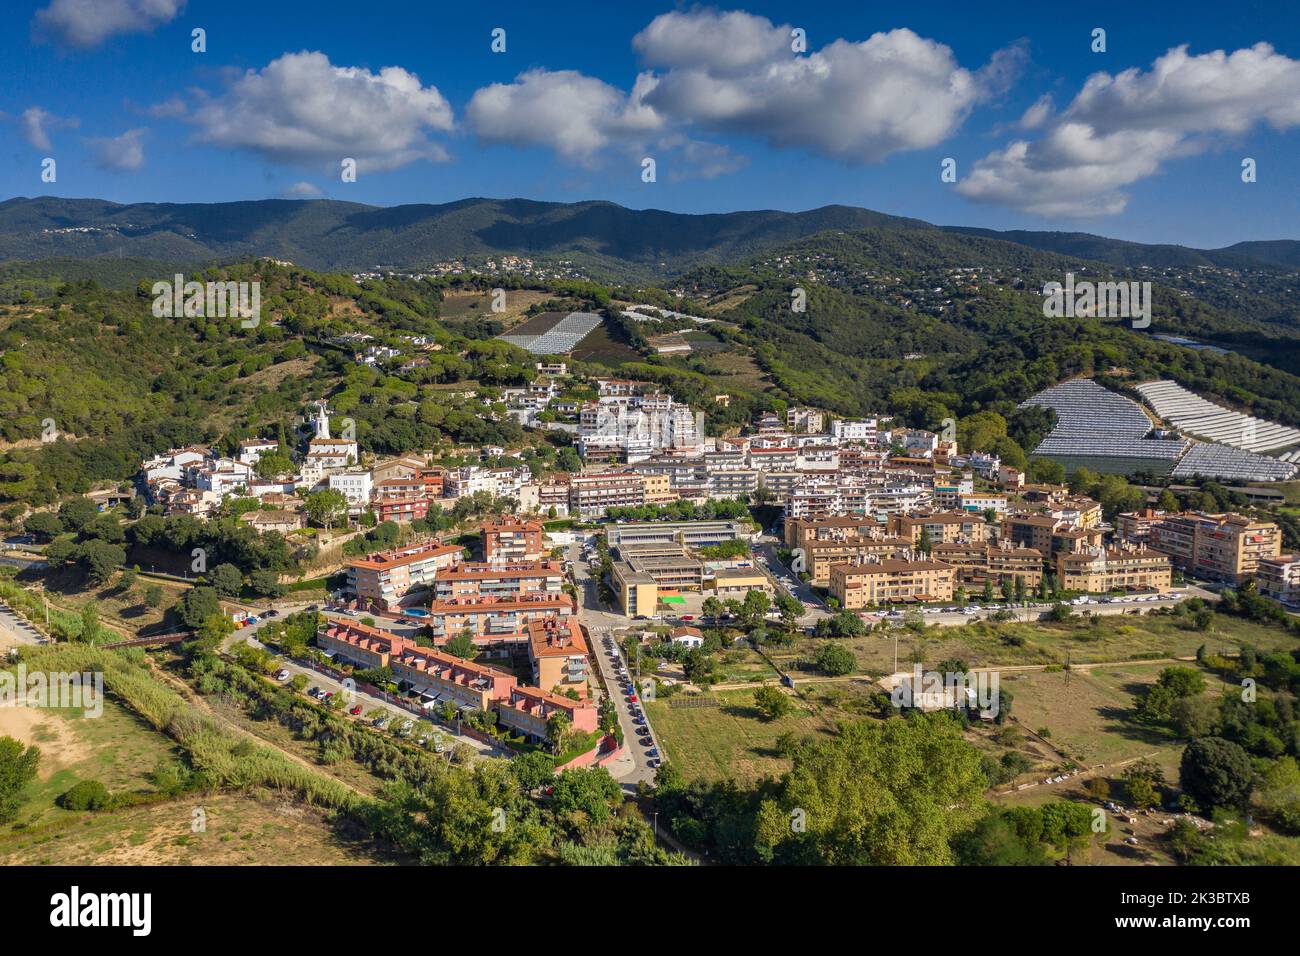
xmin=60 ymin=779 xmax=113 ymax=811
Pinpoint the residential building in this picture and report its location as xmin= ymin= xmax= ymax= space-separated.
xmin=1055 ymin=548 xmax=1173 ymax=592
xmin=1148 ymin=512 xmax=1283 ymax=583
xmin=568 ymin=471 xmax=646 ymax=517
xmin=1257 ymin=555 xmax=1300 ymax=607
xmin=345 ymin=541 xmax=465 ymax=610
xmin=525 ymin=616 xmax=590 ymax=695
xmin=829 ymin=558 xmax=956 ymax=608
xmin=433 ymin=561 xmax=564 ymax=601
xmin=482 ymin=516 xmax=546 ymax=565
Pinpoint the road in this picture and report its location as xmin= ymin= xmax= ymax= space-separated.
xmin=0 ymin=601 xmax=47 ymax=650
xmin=569 ymin=540 xmax=660 ymax=787
xmin=221 ymin=602 xmax=506 ymax=759
xmin=753 ymin=535 xmax=830 ymax=625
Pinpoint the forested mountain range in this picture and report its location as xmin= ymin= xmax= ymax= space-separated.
xmin=3 ymin=195 xmax=1298 ymax=279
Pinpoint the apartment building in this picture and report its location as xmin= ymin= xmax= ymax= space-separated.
xmin=482 ymin=516 xmax=546 ymax=564
xmin=828 ymin=558 xmax=956 ymax=608
xmin=1116 ymin=508 xmax=1168 ymax=547
xmin=1148 ymin=512 xmax=1282 ymax=583
xmin=891 ymin=512 xmax=991 ymax=546
xmin=784 ymin=515 xmax=882 ymax=551
xmin=328 ymin=470 xmax=374 ymax=510
xmin=641 ymin=472 xmax=677 ymax=505
xmin=525 ymin=616 xmax=590 ymax=694
xmin=930 ymin=543 xmax=1045 ymax=589
xmin=345 ymin=541 xmax=465 ymax=610
xmin=786 ymin=406 xmax=825 ymax=433
xmin=568 ymin=471 xmax=647 ymax=517
xmin=426 ymin=593 xmax=575 ymax=642
xmin=373 ymin=495 xmax=430 ymax=524
xmin=1257 ymin=554 xmax=1300 ymax=607
xmin=999 ymin=514 xmax=1102 ymax=558
xmin=708 ymin=469 xmax=759 ymax=501
xmin=805 ymin=535 xmax=913 ymax=584
xmin=1055 ymin=548 xmax=1173 ymax=592
xmin=433 ymin=561 xmax=564 ymax=601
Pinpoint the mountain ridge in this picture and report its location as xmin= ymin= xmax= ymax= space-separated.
xmin=1 ymin=195 xmax=1296 ymax=277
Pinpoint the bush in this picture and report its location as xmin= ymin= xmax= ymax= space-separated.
xmin=59 ymin=779 xmax=113 ymax=811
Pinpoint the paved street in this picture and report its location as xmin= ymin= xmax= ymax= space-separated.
xmin=569 ymin=540 xmax=661 ymax=787
xmin=0 ymin=601 xmax=47 ymax=651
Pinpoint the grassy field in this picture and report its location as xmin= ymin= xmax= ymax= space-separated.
xmin=438 ymin=289 xmax=551 ymax=328
xmin=645 ymin=686 xmax=850 ymax=785
xmin=996 ymin=662 xmax=1189 ymax=775
xmin=649 ymin=676 xmax=1015 ymax=786
xmin=769 ymin=614 xmax=1300 ymax=678
xmin=0 ymin=699 xmax=182 ymax=829
xmin=0 ymin=792 xmax=395 ymax=866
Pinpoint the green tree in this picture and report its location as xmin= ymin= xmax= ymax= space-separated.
xmin=1180 ymin=737 xmax=1255 ymax=811
xmin=142 ymin=583 xmax=163 ymax=608
xmin=77 ymin=602 xmax=101 ymax=644
xmin=59 ymin=779 xmax=112 ymax=811
xmin=445 ymin=629 xmax=477 ymax=660
xmin=23 ymin=511 xmax=63 ymax=540
xmin=511 ymin=751 xmax=557 ymax=791
xmin=305 ymin=489 xmax=348 ymax=529
xmin=754 ymin=715 xmax=987 ymax=865
xmin=753 ymin=685 xmax=793 ymax=721
xmin=177 ymin=586 xmax=221 ymax=629
xmin=815 ymin=642 xmax=856 ymax=676
xmin=208 ymin=563 xmax=244 ymax=597
xmin=0 ymin=736 xmax=41 ymax=823
xmin=76 ymin=539 xmax=125 ymax=585
xmin=550 ymin=767 xmax=622 ymax=826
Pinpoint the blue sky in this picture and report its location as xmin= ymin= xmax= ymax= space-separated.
xmin=3 ymin=0 xmax=1299 ymax=247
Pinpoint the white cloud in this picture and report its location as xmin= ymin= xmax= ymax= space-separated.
xmin=632 ymin=9 xmax=790 ymax=74
xmin=1017 ymin=94 xmax=1054 ymax=130
xmin=959 ymin=43 xmax=1300 ymax=216
xmin=34 ymin=0 xmax=184 ymax=49
xmin=88 ymin=128 xmax=147 ymax=171
xmin=282 ymin=181 xmax=322 ymax=199
xmin=465 ymin=9 xmax=1014 ymax=178
xmin=18 ymin=107 xmax=79 ymax=150
xmin=467 ymin=69 xmax=661 ymax=165
xmin=633 ymin=10 xmax=1022 ymax=162
xmin=187 ymin=51 xmax=454 ymax=172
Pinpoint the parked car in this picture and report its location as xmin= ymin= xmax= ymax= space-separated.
xmin=307 ymin=686 xmax=322 ymax=698
xmin=274 ymin=669 xmax=290 ymax=681
xmin=264 ymin=609 xmax=279 ymax=617
xmin=349 ymin=705 xmax=363 ymax=716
